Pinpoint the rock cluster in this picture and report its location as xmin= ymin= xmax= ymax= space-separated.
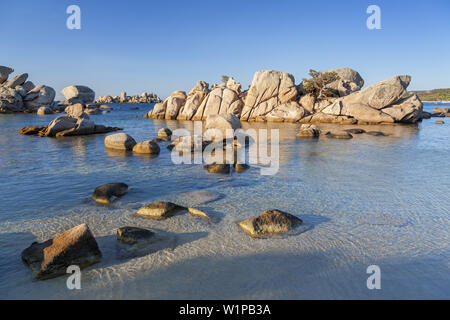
xmin=0 ymin=66 xmax=56 ymax=114
xmin=18 ymin=103 xmax=122 ymax=137
xmin=145 ymin=68 xmax=424 ymax=124
xmin=95 ymin=91 xmax=160 ymax=104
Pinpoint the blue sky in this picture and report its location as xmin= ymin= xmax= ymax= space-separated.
xmin=1 ymin=0 xmax=449 ymax=100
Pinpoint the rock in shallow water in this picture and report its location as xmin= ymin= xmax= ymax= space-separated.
xmin=117 ymin=227 xmax=155 ymax=245
xmin=325 ymin=131 xmax=353 ymax=139
xmin=238 ymin=209 xmax=303 ymax=238
xmin=132 ymin=141 xmax=160 ymax=155
xmin=137 ymin=201 xmax=186 ymax=220
xmin=92 ymin=182 xmax=129 ymax=204
xmin=105 ymin=133 xmax=137 ymax=150
xmin=205 ymin=163 xmax=231 ymax=174
xmin=21 ymin=224 xmax=102 ymax=280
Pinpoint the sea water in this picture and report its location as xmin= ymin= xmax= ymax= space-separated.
xmin=0 ymin=102 xmax=448 ymax=299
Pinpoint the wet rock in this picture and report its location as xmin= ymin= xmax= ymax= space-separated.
xmin=435 ymin=120 xmax=445 ymax=124
xmin=174 ymin=135 xmax=211 ymax=153
xmin=137 ymin=201 xmax=186 ymax=220
xmin=117 ymin=227 xmax=155 ymax=245
xmin=44 ymin=116 xmax=78 ymax=136
xmin=18 ymin=126 xmax=47 ymax=135
xmin=105 ymin=133 xmax=137 ymax=150
xmin=296 ymin=124 xmax=320 ymax=138
xmin=132 ymin=141 xmax=160 ymax=155
xmin=238 ymin=209 xmax=303 ymax=238
xmin=205 ymin=163 xmax=231 ymax=174
xmin=345 ymin=128 xmax=366 ymax=134
xmin=325 ymin=131 xmax=353 ymax=139
xmin=366 ymin=131 xmax=385 ymax=136
xmin=432 ymin=107 xmax=449 ymax=114
xmin=21 ymin=224 xmax=102 ymax=280
xmin=234 ymin=163 xmax=250 ymax=173
xmin=92 ymin=183 xmax=129 ymax=204
xmin=187 ymin=208 xmax=209 ymax=219
xmin=158 ymin=128 xmax=172 ymax=140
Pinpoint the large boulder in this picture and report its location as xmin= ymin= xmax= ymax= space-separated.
xmin=22 ymin=81 xmax=35 ymax=92
xmin=177 ymin=81 xmax=210 ymax=120
xmin=132 ymin=141 xmax=160 ymax=155
xmin=21 ymin=224 xmax=102 ymax=280
xmin=4 ymin=73 xmax=28 ymax=88
xmin=62 ymin=85 xmax=95 ymax=104
xmin=23 ymin=85 xmax=56 ymax=111
xmin=323 ymin=67 xmax=365 ymax=97
xmin=191 ymin=78 xmax=244 ymax=120
xmin=104 ymin=133 xmax=137 ymax=150
xmin=265 ymin=101 xmax=306 ymax=122
xmin=43 ymin=116 xmax=78 ymax=136
xmin=0 ymin=66 xmax=14 ymax=84
xmin=147 ymin=91 xmax=187 ymax=119
xmin=241 ymin=70 xmax=298 ymax=121
xmin=65 ymin=103 xmax=87 ymax=119
xmin=204 ymin=114 xmax=242 ymax=140
xmin=238 ymin=209 xmax=303 ymax=238
xmin=0 ymin=86 xmax=24 ymax=113
xmin=382 ymin=94 xmax=423 ymax=123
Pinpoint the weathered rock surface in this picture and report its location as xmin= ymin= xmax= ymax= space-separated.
xmin=0 ymin=66 xmax=14 ymax=84
xmin=191 ymin=78 xmax=244 ymax=120
xmin=177 ymin=81 xmax=210 ymax=120
xmin=323 ymin=67 xmax=364 ymax=97
xmin=23 ymin=85 xmax=56 ymax=111
xmin=187 ymin=208 xmax=210 ymax=219
xmin=238 ymin=209 xmax=303 ymax=238
xmin=158 ymin=128 xmax=172 ymax=140
xmin=137 ymin=201 xmax=185 ymax=220
xmin=92 ymin=183 xmax=129 ymax=204
xmin=62 ymin=85 xmax=95 ymax=104
xmin=21 ymin=224 xmax=102 ymax=280
xmin=37 ymin=106 xmax=53 ymax=115
xmin=105 ymin=133 xmax=137 ymax=150
xmin=4 ymin=73 xmax=28 ymax=88
xmin=432 ymin=107 xmax=449 ymax=114
xmin=148 ymin=91 xmax=186 ymax=119
xmin=241 ymin=70 xmax=298 ymax=121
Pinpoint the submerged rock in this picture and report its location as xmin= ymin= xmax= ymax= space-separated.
xmin=205 ymin=163 xmax=231 ymax=174
xmin=345 ymin=128 xmax=366 ymax=134
xmin=238 ymin=209 xmax=303 ymax=238
xmin=366 ymin=131 xmax=385 ymax=136
xmin=21 ymin=224 xmax=102 ymax=280
xmin=137 ymin=201 xmax=186 ymax=220
xmin=234 ymin=163 xmax=250 ymax=173
xmin=435 ymin=120 xmax=445 ymax=124
xmin=296 ymin=124 xmax=320 ymax=138
xmin=105 ymin=133 xmax=137 ymax=150
xmin=92 ymin=183 xmax=129 ymax=204
xmin=325 ymin=131 xmax=353 ymax=139
xmin=117 ymin=227 xmax=155 ymax=245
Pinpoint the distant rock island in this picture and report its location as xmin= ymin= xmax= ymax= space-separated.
xmin=146 ymin=68 xmax=424 ymax=124
xmin=95 ymin=92 xmax=161 ymax=104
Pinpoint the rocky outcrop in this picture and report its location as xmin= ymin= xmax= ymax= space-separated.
xmin=21 ymin=224 xmax=102 ymax=280
xmin=191 ymin=78 xmax=244 ymax=120
xmin=0 ymin=66 xmax=55 ymax=114
xmin=62 ymin=85 xmax=95 ymax=104
xmin=177 ymin=81 xmax=210 ymax=120
xmin=238 ymin=209 xmax=303 ymax=238
xmin=96 ymin=92 xmax=160 ymax=104
xmin=92 ymin=183 xmax=129 ymax=204
xmin=19 ymin=106 xmax=122 ymax=137
xmin=142 ymin=69 xmax=422 ymax=125
xmin=241 ymin=70 xmax=298 ymax=121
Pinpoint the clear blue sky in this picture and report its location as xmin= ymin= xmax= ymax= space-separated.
xmin=1 ymin=0 xmax=449 ymax=100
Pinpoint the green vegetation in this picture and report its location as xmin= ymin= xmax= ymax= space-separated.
xmin=221 ymin=75 xmax=230 ymax=84
xmin=410 ymin=88 xmax=450 ymax=101
xmin=302 ymin=69 xmax=340 ymax=99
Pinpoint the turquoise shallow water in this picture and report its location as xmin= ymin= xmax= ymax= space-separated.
xmin=0 ymin=102 xmax=449 ymax=299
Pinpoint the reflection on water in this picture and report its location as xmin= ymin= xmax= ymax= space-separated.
xmin=0 ymin=103 xmax=449 ymax=299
